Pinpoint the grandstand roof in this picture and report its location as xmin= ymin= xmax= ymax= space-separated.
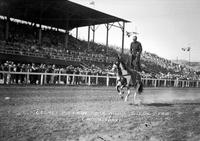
xmin=0 ymin=0 xmax=129 ymax=30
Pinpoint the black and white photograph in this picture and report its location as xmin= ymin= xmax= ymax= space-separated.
xmin=0 ymin=0 xmax=200 ymax=140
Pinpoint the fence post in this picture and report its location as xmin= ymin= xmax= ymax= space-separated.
xmin=66 ymin=75 xmax=69 ymax=85
xmin=164 ymin=79 xmax=167 ymax=87
xmin=44 ymin=72 xmax=47 ymax=84
xmin=72 ymin=74 xmax=75 ymax=85
xmin=174 ymin=79 xmax=177 ymax=87
xmin=154 ymin=79 xmax=157 ymax=87
xmin=40 ymin=74 xmax=43 ymax=85
xmin=106 ymin=74 xmax=109 ymax=87
xmin=158 ymin=79 xmax=160 ymax=87
xmin=27 ymin=72 xmax=29 ymax=84
xmin=96 ymin=74 xmax=98 ymax=85
xmin=51 ymin=73 xmax=54 ymax=84
xmin=2 ymin=72 xmax=5 ymax=84
xmin=6 ymin=72 xmax=10 ymax=84
xmin=181 ymin=81 xmax=184 ymax=88
xmin=88 ymin=76 xmax=91 ymax=86
xmin=58 ymin=71 xmax=61 ymax=84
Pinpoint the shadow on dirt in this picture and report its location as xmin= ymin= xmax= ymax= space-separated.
xmin=178 ymin=102 xmax=200 ymax=106
xmin=143 ymin=103 xmax=173 ymax=107
xmin=143 ymin=102 xmax=200 ymax=107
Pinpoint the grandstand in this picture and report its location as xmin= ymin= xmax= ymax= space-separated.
xmin=0 ymin=0 xmax=129 ymax=69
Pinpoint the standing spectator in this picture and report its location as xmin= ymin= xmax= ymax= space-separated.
xmin=3 ymin=62 xmax=9 ymax=84
xmin=52 ymin=65 xmax=59 ymax=84
xmin=0 ymin=64 xmax=3 ymax=79
xmin=8 ymin=62 xmax=14 ymax=84
xmin=74 ymin=68 xmax=80 ymax=85
xmin=67 ymin=65 xmax=73 ymax=85
xmin=46 ymin=65 xmax=53 ymax=84
xmin=21 ymin=64 xmax=26 ymax=84
xmin=30 ymin=63 xmax=37 ymax=84
xmin=60 ymin=67 xmax=67 ymax=84
xmin=15 ymin=63 xmax=21 ymax=84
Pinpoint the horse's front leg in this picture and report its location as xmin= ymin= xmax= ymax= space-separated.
xmin=116 ymin=80 xmax=121 ymax=93
xmin=124 ymin=87 xmax=130 ymax=102
xmin=116 ymin=82 xmax=124 ymax=99
xmin=133 ymin=91 xmax=137 ymax=104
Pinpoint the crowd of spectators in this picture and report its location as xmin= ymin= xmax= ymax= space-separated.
xmin=140 ymin=51 xmax=198 ymax=80
xmin=0 ymin=19 xmax=199 ymax=82
xmin=0 ymin=59 xmax=199 ymax=86
xmin=142 ymin=51 xmax=185 ymax=73
xmin=0 ymin=61 xmax=110 ymax=85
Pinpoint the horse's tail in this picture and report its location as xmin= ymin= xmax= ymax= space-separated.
xmin=138 ymin=81 xmax=143 ymax=94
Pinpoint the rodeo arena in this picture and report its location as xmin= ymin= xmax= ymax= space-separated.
xmin=1 ymin=0 xmax=200 ymax=141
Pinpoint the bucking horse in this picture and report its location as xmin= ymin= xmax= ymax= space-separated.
xmin=111 ymin=54 xmax=143 ymax=104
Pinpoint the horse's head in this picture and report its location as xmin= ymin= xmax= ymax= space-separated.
xmin=111 ymin=60 xmax=119 ymax=73
xmin=111 ymin=56 xmax=124 ymax=75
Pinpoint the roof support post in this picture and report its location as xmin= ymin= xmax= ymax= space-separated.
xmin=76 ymin=27 xmax=78 ymax=39
xmin=65 ymin=19 xmax=69 ymax=49
xmin=5 ymin=17 xmax=10 ymax=41
xmin=39 ymin=0 xmax=44 ymax=46
xmin=105 ymin=23 xmax=114 ymax=55
xmin=121 ymin=21 xmax=125 ymax=54
xmin=65 ymin=31 xmax=69 ymax=49
xmin=38 ymin=25 xmax=42 ymax=45
xmin=92 ymin=25 xmax=95 ymax=43
xmin=106 ymin=23 xmax=109 ymax=55
xmin=87 ymin=26 xmax=91 ymax=50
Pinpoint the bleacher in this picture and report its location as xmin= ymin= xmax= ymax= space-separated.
xmin=0 ymin=19 xmax=116 ymax=65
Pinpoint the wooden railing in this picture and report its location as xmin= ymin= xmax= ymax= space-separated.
xmin=0 ymin=71 xmax=199 ymax=88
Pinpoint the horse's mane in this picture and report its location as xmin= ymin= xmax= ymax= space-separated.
xmin=116 ymin=63 xmax=122 ymax=76
xmin=119 ymin=59 xmax=128 ymax=71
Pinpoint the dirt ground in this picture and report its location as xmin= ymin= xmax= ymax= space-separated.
xmin=0 ymin=86 xmax=200 ymax=141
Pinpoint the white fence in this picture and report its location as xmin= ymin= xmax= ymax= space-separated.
xmin=0 ymin=71 xmax=200 ymax=88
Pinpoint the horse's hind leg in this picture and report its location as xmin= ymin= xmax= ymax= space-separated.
xmin=124 ymin=87 xmax=130 ymax=102
xmin=135 ymin=83 xmax=143 ymax=105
